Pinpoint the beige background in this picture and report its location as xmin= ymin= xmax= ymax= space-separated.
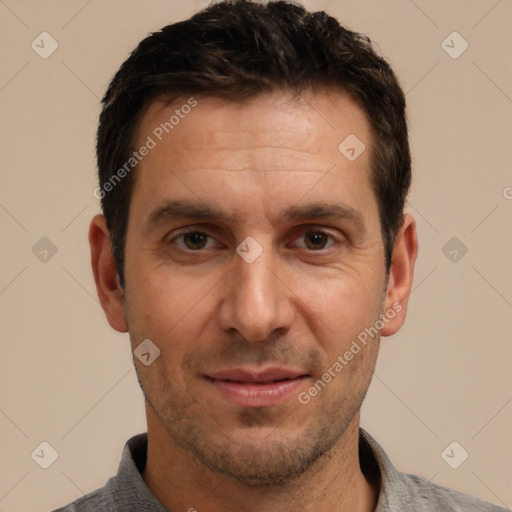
xmin=1 ymin=0 xmax=511 ymax=510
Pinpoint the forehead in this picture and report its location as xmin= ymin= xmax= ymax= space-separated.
xmin=130 ymin=89 xmax=376 ymax=229
xmin=135 ymin=89 xmax=371 ymax=168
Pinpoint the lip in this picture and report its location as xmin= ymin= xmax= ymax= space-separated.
xmin=204 ymin=367 xmax=309 ymax=408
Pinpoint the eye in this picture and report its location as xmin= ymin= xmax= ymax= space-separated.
xmin=171 ymin=231 xmax=217 ymax=250
xmin=294 ymin=230 xmax=336 ymax=251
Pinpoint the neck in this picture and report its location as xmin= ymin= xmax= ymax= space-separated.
xmin=142 ymin=408 xmax=378 ymax=512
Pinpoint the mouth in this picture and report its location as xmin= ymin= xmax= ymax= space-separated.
xmin=204 ymin=367 xmax=310 ymax=408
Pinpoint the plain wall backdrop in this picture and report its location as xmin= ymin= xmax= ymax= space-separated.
xmin=0 ymin=0 xmax=511 ymax=510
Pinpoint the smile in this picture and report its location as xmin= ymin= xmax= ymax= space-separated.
xmin=204 ymin=367 xmax=309 ymax=408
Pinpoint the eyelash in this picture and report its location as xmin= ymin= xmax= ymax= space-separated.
xmin=169 ymin=227 xmax=339 ymax=252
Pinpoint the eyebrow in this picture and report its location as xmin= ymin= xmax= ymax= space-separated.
xmin=142 ymin=199 xmax=366 ymax=235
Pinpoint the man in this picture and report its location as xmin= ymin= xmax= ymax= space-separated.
xmin=54 ymin=1 xmax=507 ymax=510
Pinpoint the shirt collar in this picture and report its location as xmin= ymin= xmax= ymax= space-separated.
xmin=359 ymin=428 xmax=419 ymax=511
xmin=110 ymin=433 xmax=167 ymax=511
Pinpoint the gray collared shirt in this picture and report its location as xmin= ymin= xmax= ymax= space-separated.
xmin=53 ymin=429 xmax=508 ymax=511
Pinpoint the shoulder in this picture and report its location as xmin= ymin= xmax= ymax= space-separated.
xmin=51 ymin=486 xmax=110 ymax=512
xmin=398 ymin=471 xmax=509 ymax=511
xmin=359 ymin=429 xmax=508 ymax=512
xmin=50 ymin=433 xmax=164 ymax=512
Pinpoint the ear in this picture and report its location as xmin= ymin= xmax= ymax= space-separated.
xmin=89 ymin=214 xmax=128 ymax=333
xmin=381 ymin=213 xmax=418 ymax=336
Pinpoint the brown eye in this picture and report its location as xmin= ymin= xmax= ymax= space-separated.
xmin=304 ymin=231 xmax=330 ymax=250
xmin=182 ymin=232 xmax=209 ymax=250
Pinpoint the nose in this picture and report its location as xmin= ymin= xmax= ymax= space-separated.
xmin=217 ymin=246 xmax=295 ymax=343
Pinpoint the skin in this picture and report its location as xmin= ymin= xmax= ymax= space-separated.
xmin=90 ymin=89 xmax=417 ymax=512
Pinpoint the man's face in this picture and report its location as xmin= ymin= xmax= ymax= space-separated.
xmin=121 ymin=90 xmax=390 ymax=484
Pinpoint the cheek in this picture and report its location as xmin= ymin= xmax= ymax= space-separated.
xmin=126 ymin=265 xmax=217 ymax=347
xmin=296 ymin=273 xmax=384 ymax=357
xmin=310 ymin=285 xmax=382 ymax=395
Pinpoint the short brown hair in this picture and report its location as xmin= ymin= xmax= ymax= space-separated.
xmin=97 ymin=0 xmax=411 ymax=288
